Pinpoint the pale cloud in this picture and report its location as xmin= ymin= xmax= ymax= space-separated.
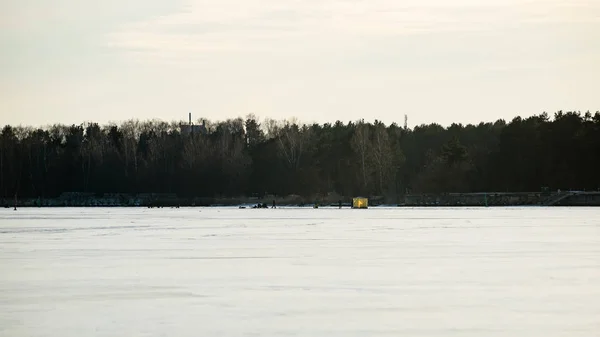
xmin=1 ymin=0 xmax=599 ymax=127
xmin=106 ymin=0 xmax=600 ymax=59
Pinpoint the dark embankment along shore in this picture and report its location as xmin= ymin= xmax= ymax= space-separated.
xmin=4 ymin=191 xmax=600 ymax=208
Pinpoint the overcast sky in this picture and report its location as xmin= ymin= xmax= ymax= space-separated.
xmin=1 ymin=0 xmax=599 ymax=128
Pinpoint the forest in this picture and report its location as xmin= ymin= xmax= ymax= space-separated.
xmin=1 ymin=111 xmax=599 ymax=201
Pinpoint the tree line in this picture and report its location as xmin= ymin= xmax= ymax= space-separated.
xmin=1 ymin=111 xmax=599 ymax=201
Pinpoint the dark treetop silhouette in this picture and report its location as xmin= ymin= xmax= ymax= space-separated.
xmin=1 ymin=111 xmax=599 ymax=201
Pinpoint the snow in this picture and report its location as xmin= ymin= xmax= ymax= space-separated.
xmin=1 ymin=207 xmax=599 ymax=336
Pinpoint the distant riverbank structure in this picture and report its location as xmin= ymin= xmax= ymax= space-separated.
xmin=180 ymin=112 xmax=208 ymax=136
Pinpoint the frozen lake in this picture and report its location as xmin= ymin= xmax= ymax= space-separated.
xmin=1 ymin=207 xmax=599 ymax=336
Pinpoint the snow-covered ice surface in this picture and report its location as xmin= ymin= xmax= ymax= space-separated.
xmin=1 ymin=207 xmax=599 ymax=337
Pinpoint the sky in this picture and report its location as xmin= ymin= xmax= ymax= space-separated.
xmin=1 ymin=0 xmax=599 ymax=128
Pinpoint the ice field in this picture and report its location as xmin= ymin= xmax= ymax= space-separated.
xmin=1 ymin=207 xmax=599 ymax=336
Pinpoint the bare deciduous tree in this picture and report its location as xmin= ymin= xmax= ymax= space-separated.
xmin=276 ymin=120 xmax=312 ymax=170
xmin=372 ymin=122 xmax=396 ymax=195
xmin=351 ymin=121 xmax=372 ymax=191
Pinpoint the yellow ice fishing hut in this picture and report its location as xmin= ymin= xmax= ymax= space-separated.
xmin=352 ymin=197 xmax=368 ymax=209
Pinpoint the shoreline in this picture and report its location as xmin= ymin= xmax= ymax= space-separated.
xmin=5 ymin=191 xmax=600 ymax=208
